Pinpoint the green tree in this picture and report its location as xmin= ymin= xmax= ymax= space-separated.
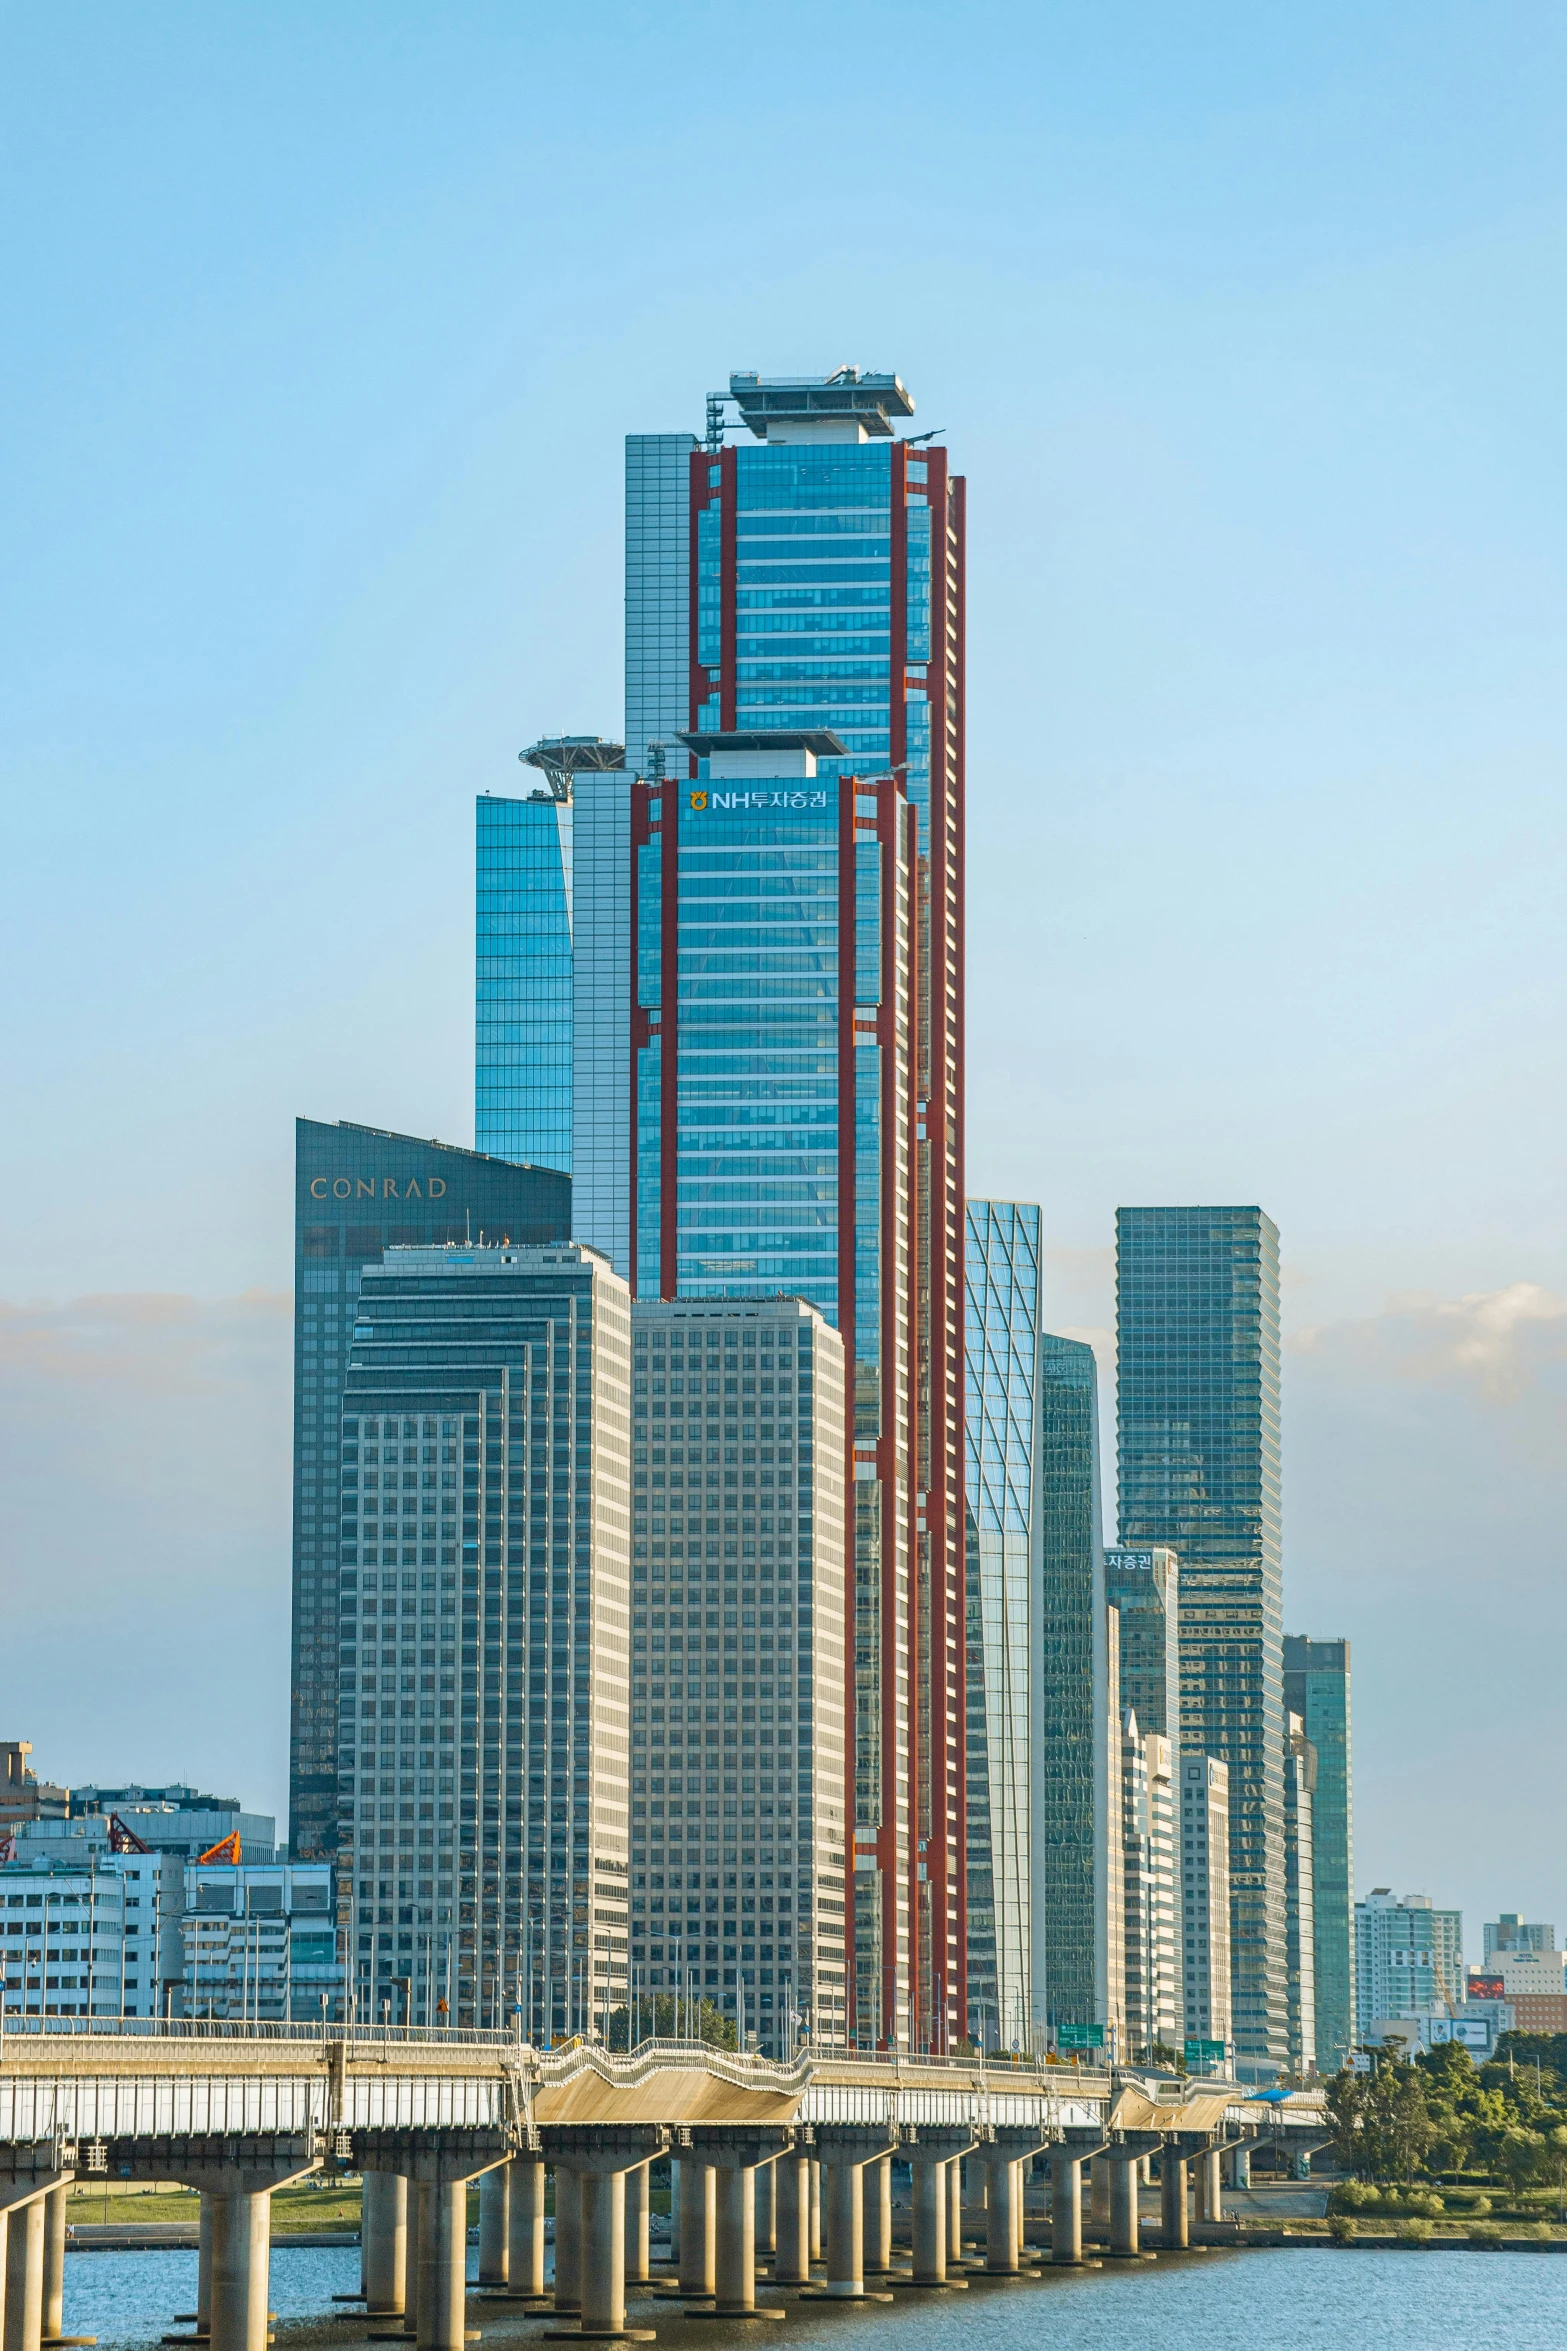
xmin=605 ymin=1995 xmax=737 ymax=2052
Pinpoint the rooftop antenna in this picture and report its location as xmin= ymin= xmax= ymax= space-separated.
xmin=647 ymin=741 xmax=667 ymax=784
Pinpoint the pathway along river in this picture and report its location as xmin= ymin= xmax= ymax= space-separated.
xmin=59 ymin=2242 xmax=1567 ymax=2351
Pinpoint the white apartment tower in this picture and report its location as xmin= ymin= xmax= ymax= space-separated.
xmin=1180 ymin=1753 xmax=1232 ymax=2057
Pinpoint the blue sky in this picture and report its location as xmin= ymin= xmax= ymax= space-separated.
xmin=3 ymin=2 xmax=1564 ymax=1944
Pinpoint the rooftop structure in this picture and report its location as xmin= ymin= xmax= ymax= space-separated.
xmin=519 ymin=735 xmax=627 ymax=803
xmin=727 ymin=367 xmax=915 ymax=443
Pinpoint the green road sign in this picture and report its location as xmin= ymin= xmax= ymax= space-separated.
xmin=1184 ymin=2038 xmax=1226 ymax=2064
xmin=1057 ymin=2023 xmax=1106 ymax=2050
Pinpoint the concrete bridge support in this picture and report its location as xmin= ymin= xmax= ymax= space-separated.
xmin=1195 ymin=2149 xmax=1221 ymax=2223
xmin=772 ymin=2155 xmax=811 ymax=2286
xmin=809 ymin=2161 xmax=821 ymax=2262
xmin=1228 ymin=2145 xmax=1250 ymax=2188
xmin=677 ymin=2159 xmax=715 ymax=2299
xmin=554 ymin=2169 xmax=582 ymax=2314
xmin=40 ymin=2186 xmax=66 ymax=2350
xmin=626 ymin=2163 xmax=651 ymax=2285
xmin=1108 ymin=2158 xmax=1141 ymax=2260
xmin=543 ymin=2127 xmax=669 ymax=2340
xmin=754 ymin=2163 xmax=775 ymax=2257
xmin=946 ymin=2158 xmax=962 ymax=2262
xmin=905 ymin=2133 xmax=974 ymax=2288
xmin=209 ymin=2190 xmax=272 ymax=2351
xmin=479 ymin=2163 xmax=510 ymax=2286
xmin=402 ymin=2185 xmax=420 ymax=2340
xmin=508 ymin=2158 xmax=547 ymax=2300
xmin=1048 ymin=2137 xmax=1108 ymax=2267
xmin=5 ymin=2200 xmax=46 ymax=2351
xmin=1089 ymin=2156 xmax=1112 ymax=2234
xmin=862 ymin=2158 xmax=893 ymax=2276
xmin=684 ymin=2131 xmax=795 ymax=2318
xmin=983 ymin=2157 xmax=1021 ymax=2273
xmin=1160 ymin=2153 xmax=1188 ymax=2251
xmin=197 ymin=2195 xmax=214 ymax=2339
xmin=363 ymin=2172 xmax=408 ymax=2316
xmin=817 ymin=2128 xmax=898 ymax=2299
xmin=577 ymin=2169 xmax=628 ymax=2338
xmin=414 ymin=2177 xmax=467 ymax=2351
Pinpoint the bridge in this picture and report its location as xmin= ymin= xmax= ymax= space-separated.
xmin=0 ymin=2023 xmax=1332 ymax=2351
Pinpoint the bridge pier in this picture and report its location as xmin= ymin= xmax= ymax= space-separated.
xmin=1104 ymin=2140 xmax=1162 ymax=2262
xmin=754 ymin=2164 xmax=775 ymax=2258
xmin=209 ymin=2190 xmax=273 ymax=2351
xmin=1160 ymin=2154 xmax=1188 ymax=2251
xmin=1194 ymin=2148 xmax=1221 ymax=2223
xmin=1227 ymin=2144 xmax=1250 ymax=2189
xmin=5 ymin=2199 xmax=47 ymax=2351
xmin=808 ymin=2161 xmax=821 ymax=2262
xmin=772 ymin=2155 xmax=811 ymax=2285
xmin=686 ymin=2130 xmax=793 ymax=2320
xmin=981 ymin=2129 xmax=1054 ymax=2275
xmin=1089 ymin=2156 xmax=1111 ymax=2235
xmin=862 ymin=2158 xmax=893 ymax=2275
xmin=508 ymin=2158 xmax=547 ymax=2300
xmin=626 ymin=2163 xmax=651 ymax=2285
xmin=815 ymin=2127 xmax=898 ymax=2300
xmin=363 ymin=2173 xmax=408 ymax=2317
xmin=479 ymin=2163 xmax=510 ymax=2286
xmin=904 ymin=2131 xmax=974 ymax=2288
xmin=945 ymin=2158 xmax=961 ymax=2263
xmin=554 ymin=2169 xmax=582 ymax=2314
xmin=414 ymin=2176 xmax=467 ymax=2351
xmin=197 ymin=2195 xmax=215 ymax=2339
xmin=677 ymin=2158 xmax=715 ymax=2299
xmin=542 ymin=2127 xmax=668 ymax=2340
xmin=40 ymin=2185 xmax=67 ymax=2349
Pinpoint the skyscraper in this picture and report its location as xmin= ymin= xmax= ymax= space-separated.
xmin=626 ymin=1296 xmax=849 ymax=2054
xmin=581 ymin=366 xmax=967 ymax=2052
xmin=1103 ymin=1546 xmax=1180 ymax=1743
xmin=1355 ymin=1891 xmax=1463 ymax=2041
xmin=1116 ymin=1205 xmax=1287 ymax=2078
xmin=291 ymin=1120 xmax=569 ymax=1863
xmin=1283 ymin=1636 xmax=1355 ymax=2069
xmin=1284 ymin=1712 xmax=1318 ymax=2075
xmin=964 ymin=1201 xmax=1042 ymax=2053
xmin=337 ymin=1241 xmax=632 ymax=2031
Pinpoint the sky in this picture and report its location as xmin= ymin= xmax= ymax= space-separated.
xmin=2 ymin=2 xmax=1564 ymax=1951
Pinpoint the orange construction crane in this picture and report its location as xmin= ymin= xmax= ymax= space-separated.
xmin=195 ymin=1831 xmax=242 ymax=1866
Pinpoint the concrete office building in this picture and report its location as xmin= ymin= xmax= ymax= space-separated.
xmin=573 ymin=369 xmax=968 ymax=2050
xmin=1355 ymin=1890 xmax=1464 ymax=2041
xmin=1180 ymin=1754 xmax=1232 ymax=2058
xmin=1485 ymin=1914 xmax=1557 ymax=1960
xmin=626 ymin=1296 xmax=849 ymax=2054
xmin=0 ymin=1743 xmax=67 ymax=1833
xmin=67 ymin=1786 xmax=277 ymax=1864
xmin=1472 ymin=1942 xmax=1567 ymax=2035
xmin=179 ymin=1861 xmax=340 ymax=2023
xmin=337 ymin=1241 xmax=631 ymax=2031
xmin=1122 ymin=1720 xmax=1180 ymax=2058
xmin=1117 ymin=1205 xmax=1288 ymax=2079
xmin=292 ymin=1120 xmax=569 ymax=1866
xmin=1284 ymin=1714 xmax=1318 ymax=2075
xmin=1 ymin=1847 xmax=181 ymax=2018
xmin=1283 ymin=1636 xmax=1355 ymax=2070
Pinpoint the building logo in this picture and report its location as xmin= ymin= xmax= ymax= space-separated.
xmin=689 ymin=791 xmax=708 ymax=811
xmin=308 ymin=1176 xmax=449 ymax=1201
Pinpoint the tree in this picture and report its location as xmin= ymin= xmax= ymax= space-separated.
xmin=1326 ymin=2054 xmax=1436 ymax=2182
xmin=605 ymin=1995 xmax=737 ymax=2052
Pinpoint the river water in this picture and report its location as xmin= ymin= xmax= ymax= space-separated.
xmin=61 ymin=2244 xmax=1567 ymax=2351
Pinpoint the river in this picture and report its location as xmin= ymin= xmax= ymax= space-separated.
xmin=60 ymin=2243 xmax=1567 ymax=2351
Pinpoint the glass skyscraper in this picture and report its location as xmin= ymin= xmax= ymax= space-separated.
xmin=1284 ymin=1634 xmax=1355 ymax=2068
xmin=1116 ymin=1204 xmax=1287 ymax=2077
xmin=575 ymin=369 xmax=968 ymax=2051
xmin=337 ymin=1242 xmax=632 ymax=2031
xmin=1103 ymin=1546 xmax=1180 ymax=1744
xmin=290 ymin=1120 xmax=569 ymax=1865
xmin=475 ymin=739 xmax=590 ymax=1172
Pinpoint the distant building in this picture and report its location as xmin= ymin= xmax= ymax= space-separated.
xmin=1103 ymin=1548 xmax=1180 ymax=1742
xmin=0 ymin=1742 xmax=67 ymax=1834
xmin=626 ymin=1296 xmax=849 ymax=2057
xmin=1472 ymin=1947 xmax=1567 ymax=2036
xmin=1122 ymin=1718 xmax=1179 ymax=2057
xmin=68 ymin=1785 xmax=277 ymax=1865
xmin=1485 ymin=1914 xmax=1556 ymax=1961
xmin=1 ymin=1845 xmax=181 ymax=2018
xmin=290 ymin=1117 xmax=570 ymax=1868
xmin=1355 ymin=1890 xmax=1464 ymax=2040
xmin=1283 ymin=1636 xmax=1356 ymax=2070
xmin=1284 ymin=1713 xmax=1318 ymax=2075
xmin=1180 ymin=1753 xmax=1232 ymax=2059
xmin=179 ymin=1860 xmax=340 ymax=2023
xmin=1369 ymin=2007 xmax=1511 ymax=2060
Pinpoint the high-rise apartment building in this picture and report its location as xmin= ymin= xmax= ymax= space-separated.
xmin=1180 ymin=1754 xmax=1232 ymax=2057
xmin=474 ymin=740 xmax=600 ymax=1172
xmin=1355 ymin=1890 xmax=1463 ymax=2041
xmin=291 ymin=1121 xmax=569 ymax=1864
xmin=1117 ymin=1205 xmax=1287 ymax=2079
xmin=964 ymin=1201 xmax=1041 ymax=2053
xmin=626 ymin=1297 xmax=848 ymax=2054
xmin=1104 ymin=1547 xmax=1180 ymax=1742
xmin=1283 ymin=1636 xmax=1355 ymax=2069
xmin=1484 ymin=1914 xmax=1556 ymax=1960
xmin=1284 ymin=1713 xmax=1317 ymax=2075
xmin=1122 ymin=1719 xmax=1180 ymax=2057
xmin=336 ymin=1242 xmax=631 ymax=2031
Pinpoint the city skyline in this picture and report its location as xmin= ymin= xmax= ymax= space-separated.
xmin=6 ymin=1 xmax=1567 ymax=1960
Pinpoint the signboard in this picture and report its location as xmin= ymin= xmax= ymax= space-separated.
xmin=1345 ymin=2051 xmax=1374 ymax=2074
xmin=1056 ymin=2023 xmax=1105 ymax=2050
xmin=1184 ymin=2038 xmax=1226 ymax=2065
xmin=1469 ymin=1975 xmax=1505 ymax=2002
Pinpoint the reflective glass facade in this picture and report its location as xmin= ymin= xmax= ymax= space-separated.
xmin=963 ymin=1201 xmax=1039 ymax=2048
xmin=475 ymin=792 xmax=574 ymax=1171
xmin=290 ymin=1121 xmax=569 ymax=1864
xmin=1116 ymin=1204 xmax=1288 ymax=2077
xmin=1284 ymin=1635 xmax=1356 ymax=2068
xmin=336 ymin=1243 xmax=631 ymax=2031
xmin=1104 ymin=1547 xmax=1180 ymax=1744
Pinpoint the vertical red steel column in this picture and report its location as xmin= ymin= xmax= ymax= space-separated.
xmin=659 ymin=777 xmax=681 ymax=1301
xmin=836 ymin=771 xmax=860 ymax=2024
xmin=628 ymin=780 xmax=656 ymax=1299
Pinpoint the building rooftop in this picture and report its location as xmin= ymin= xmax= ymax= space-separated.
xmin=520 ymin=735 xmax=626 ymax=801
xmin=676 ymin=730 xmax=846 ymax=758
xmin=728 ymin=368 xmax=914 ymax=440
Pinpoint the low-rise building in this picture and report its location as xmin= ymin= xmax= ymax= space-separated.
xmin=0 ymin=1742 xmax=68 ymax=1835
xmin=1470 ymin=1949 xmax=1567 ymax=2036
xmin=1 ymin=1846 xmax=181 ymax=2018
xmin=179 ymin=1861 xmax=340 ymax=2022
xmin=71 ymin=1784 xmax=277 ymax=1864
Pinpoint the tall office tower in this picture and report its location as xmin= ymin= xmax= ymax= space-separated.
xmin=1283 ymin=1636 xmax=1355 ymax=2069
xmin=1284 ymin=1713 xmax=1318 ymax=2075
xmin=1121 ymin=1718 xmax=1180 ymax=2057
xmin=625 ymin=1297 xmax=849 ymax=2054
xmin=1354 ymin=1891 xmax=1464 ymax=2041
xmin=1116 ymin=1205 xmax=1287 ymax=2079
xmin=1103 ymin=1547 xmax=1180 ymax=1741
xmin=475 ymin=738 xmax=623 ymax=1172
xmin=336 ymin=1241 xmax=631 ymax=2030
xmin=963 ymin=1201 xmax=1041 ymax=2052
xmin=605 ymin=366 xmax=966 ymax=2050
xmin=1180 ymin=1754 xmax=1232 ymax=2056
xmin=1032 ymin=1333 xmax=1116 ymax=2043
xmin=291 ymin=1121 xmax=569 ymax=1864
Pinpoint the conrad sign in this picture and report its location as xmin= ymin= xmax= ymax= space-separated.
xmin=308 ymin=1176 xmax=449 ymax=1202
